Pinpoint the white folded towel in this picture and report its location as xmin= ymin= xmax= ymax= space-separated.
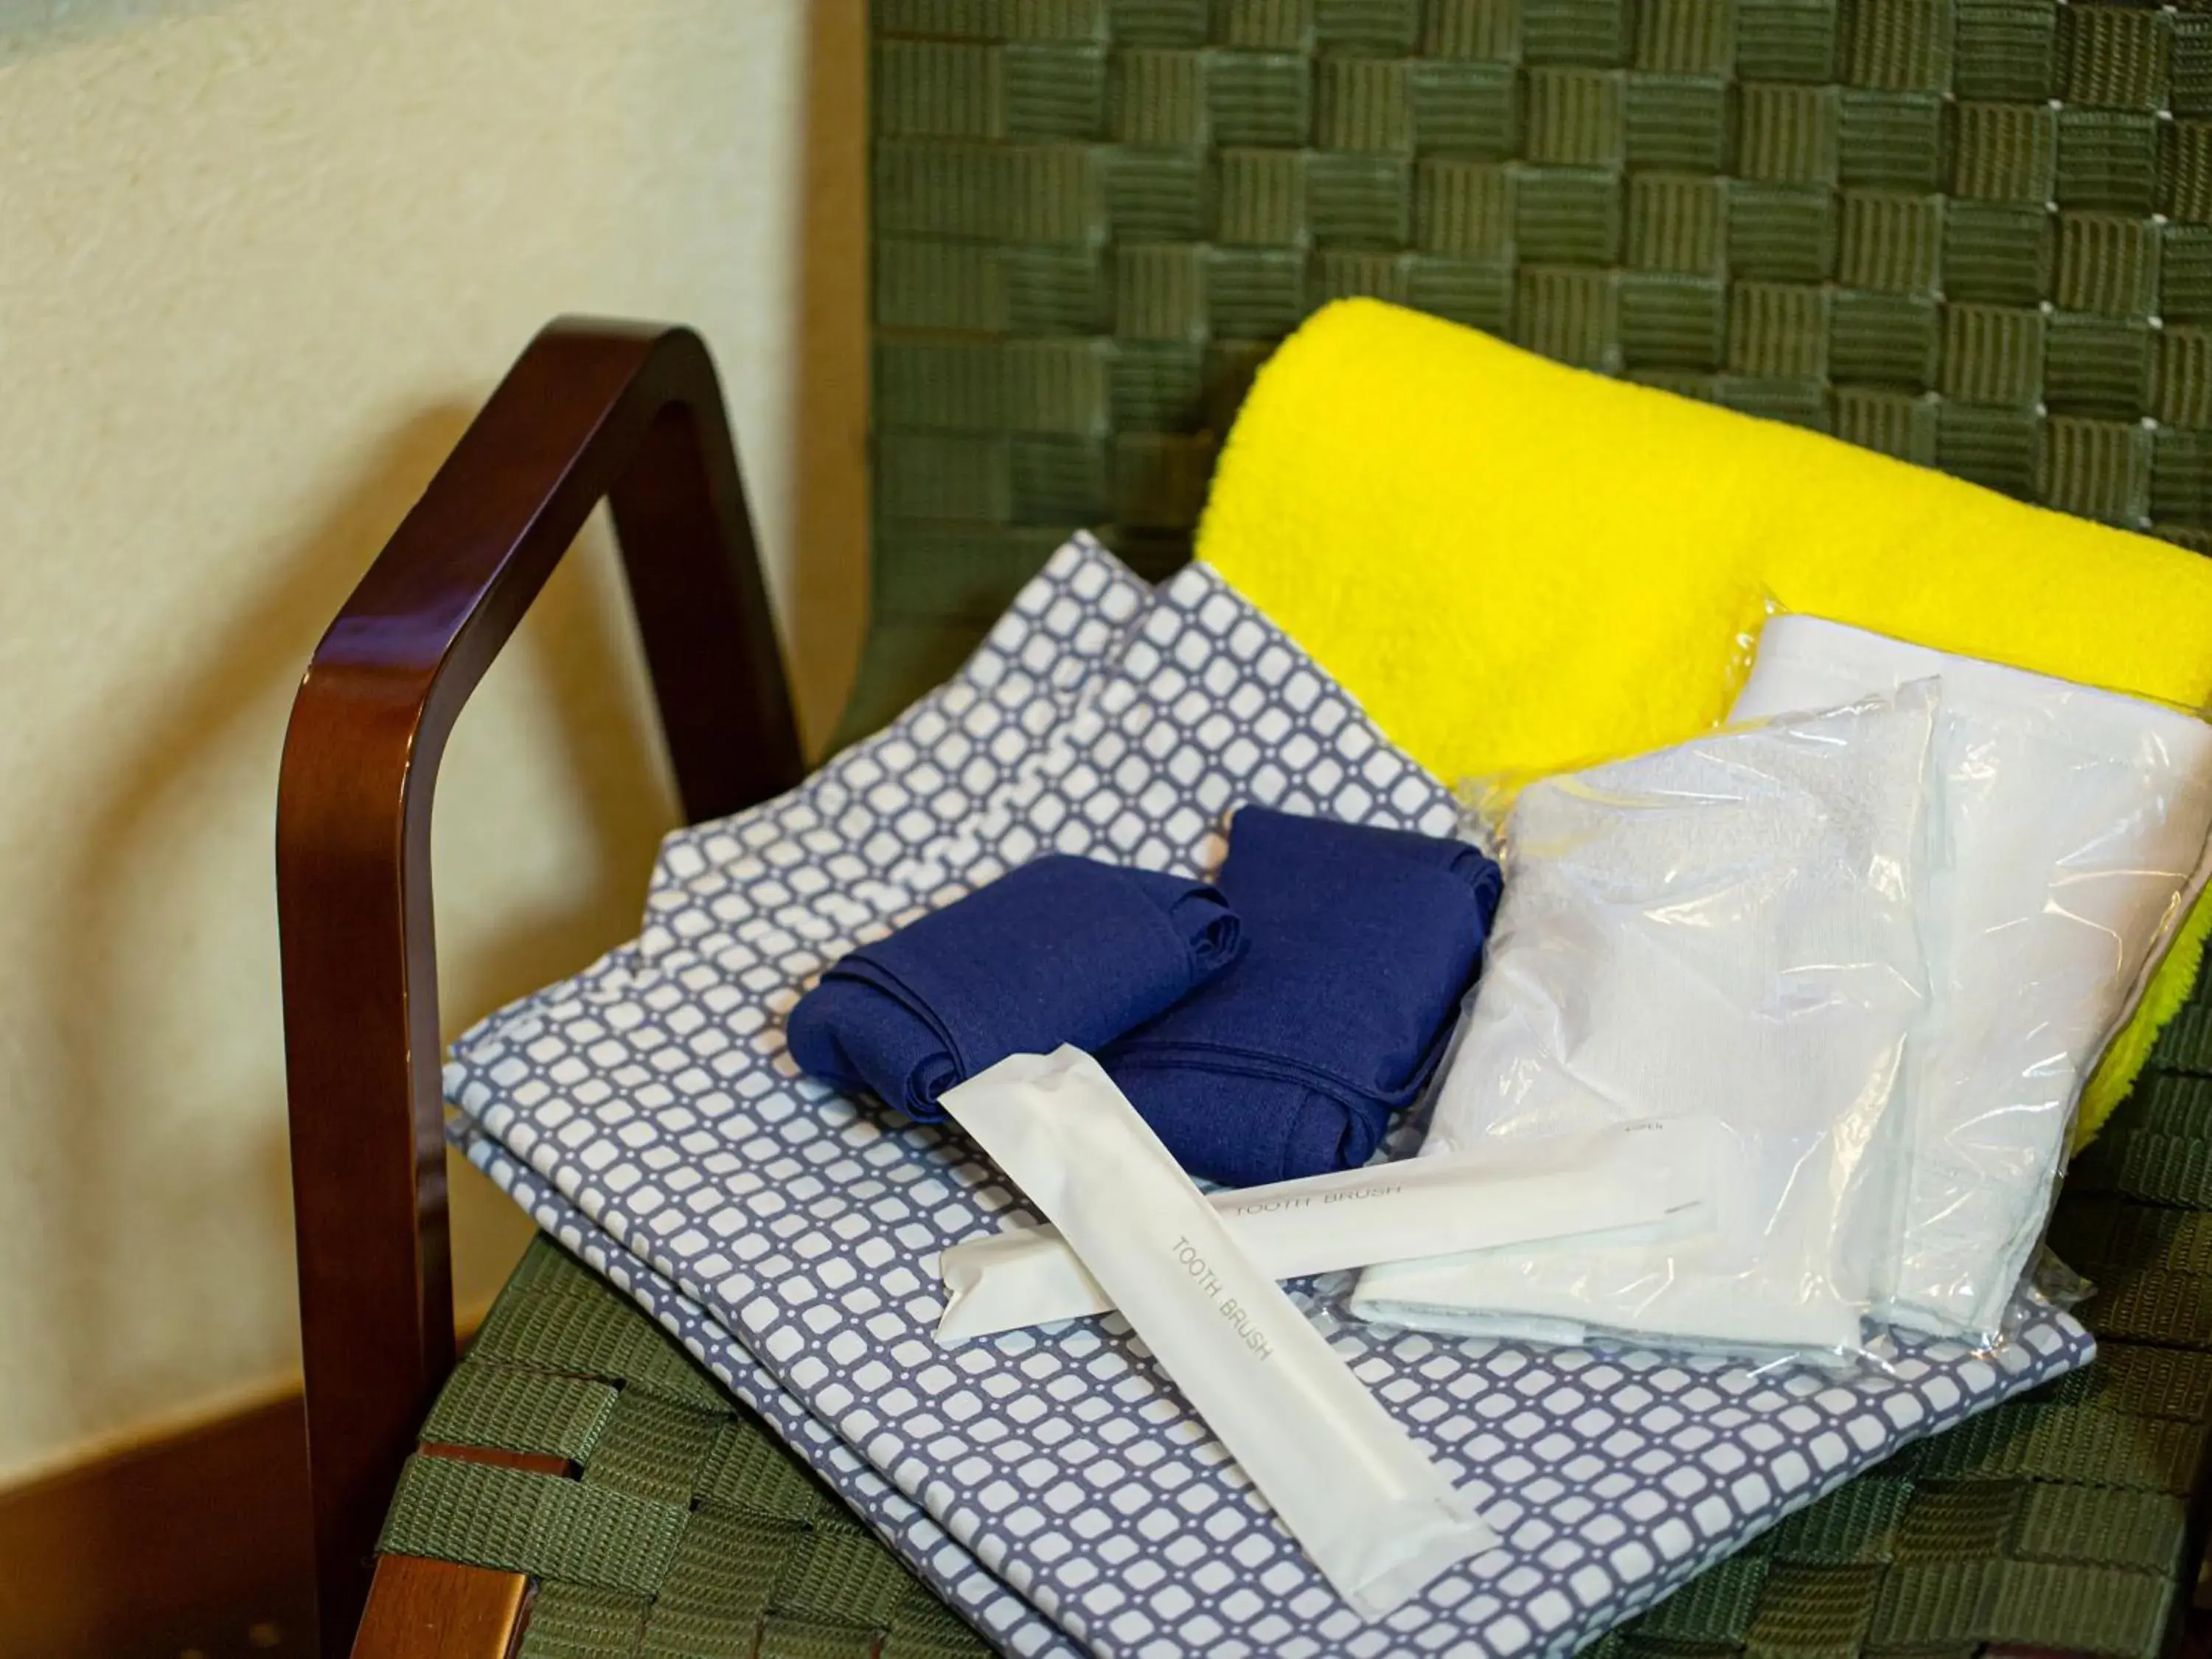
xmin=1354 ymin=686 xmax=1938 ymax=1356
xmin=1731 ymin=616 xmax=2212 ymax=1340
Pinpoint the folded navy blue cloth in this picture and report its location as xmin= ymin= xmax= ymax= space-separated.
xmin=785 ymin=855 xmax=1243 ymax=1121
xmin=1105 ymin=807 xmax=1504 ymax=1186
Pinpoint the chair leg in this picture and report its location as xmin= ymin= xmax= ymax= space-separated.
xmin=349 ymin=1557 xmax=530 ymax=1659
xmin=348 ymin=1444 xmax=568 ymax=1659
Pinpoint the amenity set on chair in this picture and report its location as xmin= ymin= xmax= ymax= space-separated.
xmin=438 ymin=302 xmax=2212 ymax=1658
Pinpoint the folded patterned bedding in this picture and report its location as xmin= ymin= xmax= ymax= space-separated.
xmin=446 ymin=538 xmax=2094 ymax=1659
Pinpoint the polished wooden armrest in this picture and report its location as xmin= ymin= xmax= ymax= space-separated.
xmin=276 ymin=319 xmax=805 ymax=1655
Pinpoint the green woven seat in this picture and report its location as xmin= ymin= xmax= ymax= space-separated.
xmin=380 ymin=1241 xmax=993 ymax=1658
xmin=376 ymin=4 xmax=2212 ymax=1651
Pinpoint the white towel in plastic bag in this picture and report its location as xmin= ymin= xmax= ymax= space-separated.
xmin=1731 ymin=616 xmax=2212 ymax=1342
xmin=1353 ymin=686 xmax=1938 ymax=1357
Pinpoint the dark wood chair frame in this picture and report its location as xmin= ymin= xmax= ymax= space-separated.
xmin=276 ymin=319 xmax=805 ymax=1657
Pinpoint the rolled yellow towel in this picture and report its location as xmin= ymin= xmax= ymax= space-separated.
xmin=1197 ymin=299 xmax=2212 ymax=1144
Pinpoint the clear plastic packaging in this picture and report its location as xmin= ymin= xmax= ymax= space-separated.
xmin=936 ymin=1115 xmax=1717 ymax=1340
xmin=940 ymin=1048 xmax=1496 ymax=1619
xmin=1353 ymin=685 xmax=1940 ymax=1361
xmin=1731 ymin=615 xmax=2212 ymax=1344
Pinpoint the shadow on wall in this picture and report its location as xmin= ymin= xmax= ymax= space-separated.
xmin=30 ymin=411 xmax=447 ymax=1433
xmin=3 ymin=0 xmax=869 ymax=1481
xmin=35 ymin=379 xmax=860 ymax=1436
xmin=0 ymin=0 xmax=244 ymax=61
xmin=785 ymin=0 xmax=871 ymax=749
xmin=27 ymin=411 xmax=525 ymax=1425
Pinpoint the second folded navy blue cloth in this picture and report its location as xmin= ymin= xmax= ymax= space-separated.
xmin=785 ymin=855 xmax=1243 ymax=1121
xmin=1104 ymin=807 xmax=1504 ymax=1186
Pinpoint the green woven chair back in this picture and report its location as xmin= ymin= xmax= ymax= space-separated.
xmin=847 ymin=0 xmax=2212 ymax=741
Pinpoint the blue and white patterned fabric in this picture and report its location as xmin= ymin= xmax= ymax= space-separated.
xmin=447 ymin=537 xmax=2095 ymax=1659
xmin=464 ymin=1134 xmax=1085 ymax=1659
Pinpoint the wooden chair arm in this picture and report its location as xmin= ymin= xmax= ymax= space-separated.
xmin=276 ymin=319 xmax=805 ymax=1655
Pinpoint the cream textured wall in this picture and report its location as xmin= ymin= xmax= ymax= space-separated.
xmin=0 ymin=0 xmax=866 ymax=1484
